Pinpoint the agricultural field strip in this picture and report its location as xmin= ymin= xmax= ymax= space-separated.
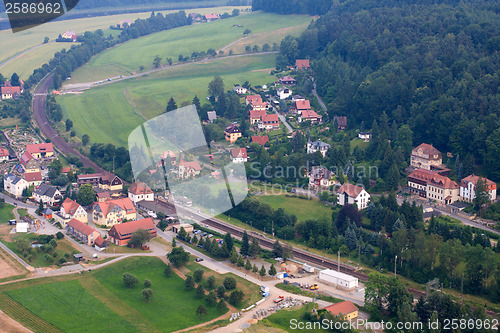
xmin=0 ymin=292 xmax=63 ymax=333
xmin=77 ymin=275 xmax=160 ymax=332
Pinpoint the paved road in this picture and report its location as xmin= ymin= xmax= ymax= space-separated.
xmin=32 ymin=73 xmax=109 ymax=173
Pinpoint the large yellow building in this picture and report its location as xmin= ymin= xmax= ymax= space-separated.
xmin=92 ymin=198 xmax=136 ymax=227
xmin=26 ymin=143 xmax=54 ymax=159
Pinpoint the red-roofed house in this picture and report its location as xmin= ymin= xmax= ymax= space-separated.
xmin=24 ymin=172 xmax=43 ymax=186
xmin=246 ymin=95 xmax=263 ymax=106
xmin=407 ymin=169 xmax=459 ymax=204
xmin=61 ymin=30 xmax=77 ymax=41
xmin=20 ymin=151 xmax=40 ymax=173
xmin=337 ymin=183 xmax=370 ymax=209
xmin=336 ymin=116 xmax=347 ymax=130
xmin=176 ymin=158 xmax=202 ymax=179
xmin=0 ymin=148 xmax=10 ymax=162
xmin=231 ymin=148 xmax=248 ymax=163
xmin=295 ymin=59 xmax=310 ymax=70
xmin=1 ymin=86 xmax=21 ymax=100
xmin=321 ymin=301 xmax=358 ymax=320
xmin=299 ymin=110 xmax=322 ymax=124
xmin=128 ymin=181 xmax=154 ymax=204
xmin=279 ymin=76 xmax=296 ymax=85
xmin=295 ymin=100 xmax=311 ymax=112
xmin=94 ymin=236 xmax=109 ymax=251
xmin=251 ymin=135 xmax=269 ymax=146
xmin=204 ymin=13 xmax=219 ymax=21
xmin=58 ymin=197 xmax=87 ymax=225
xmin=249 ymin=110 xmax=267 ymax=125
xmin=410 ymin=143 xmax=442 ymax=170
xmin=26 ymin=143 xmax=54 ymax=159
xmin=92 ymin=198 xmax=137 ymax=227
xmin=108 ymin=218 xmax=156 ymax=246
xmin=260 ymin=114 xmax=280 ymax=130
xmin=66 ymin=219 xmax=100 ymax=246
xmin=61 ymin=167 xmax=71 ymax=174
xmin=460 ymin=174 xmax=497 ymax=203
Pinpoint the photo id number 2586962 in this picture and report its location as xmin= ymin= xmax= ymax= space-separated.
xmin=5 ymin=2 xmax=62 ymax=14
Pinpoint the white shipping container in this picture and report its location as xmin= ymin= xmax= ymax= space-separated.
xmin=318 ymin=269 xmax=358 ymax=290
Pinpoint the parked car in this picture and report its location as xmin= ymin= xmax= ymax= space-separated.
xmin=202 ymin=232 xmax=208 ymax=237
xmin=195 ymin=257 xmax=204 ymax=262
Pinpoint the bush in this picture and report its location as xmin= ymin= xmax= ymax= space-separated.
xmin=123 ymin=273 xmax=139 ymax=288
xmin=144 ymin=279 xmax=152 ymax=288
xmin=229 ymin=289 xmax=244 ymax=306
xmin=223 ymin=277 xmax=236 ymax=290
xmin=58 ymin=257 xmax=67 ymax=265
xmin=56 ymin=232 xmax=64 ymax=239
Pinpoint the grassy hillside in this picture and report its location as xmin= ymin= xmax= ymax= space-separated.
xmin=58 ymin=54 xmax=277 ymax=146
xmin=256 ymin=195 xmax=336 ymax=222
xmin=67 ymin=12 xmax=312 ymax=83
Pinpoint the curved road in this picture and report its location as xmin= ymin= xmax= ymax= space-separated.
xmin=32 ymin=73 xmax=109 ymax=173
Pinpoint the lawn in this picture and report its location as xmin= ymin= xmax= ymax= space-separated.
xmin=92 ymin=256 xmax=222 ymax=331
xmin=5 ymin=280 xmax=136 ymax=333
xmin=58 ymin=54 xmax=277 ymax=146
xmin=0 ymin=5 xmax=249 ymax=79
xmin=350 ymin=138 xmax=369 ymax=151
xmin=0 ymin=204 xmax=15 ymax=223
xmin=68 ymin=12 xmax=312 ymax=83
xmin=256 ymin=195 xmax=336 ymax=222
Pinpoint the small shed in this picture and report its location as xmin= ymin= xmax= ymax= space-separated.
xmin=16 ymin=222 xmax=29 ymax=233
xmin=73 ymin=253 xmax=84 ymax=262
xmin=171 ymin=223 xmax=194 ymax=234
xmin=302 ymin=263 xmax=315 ymax=273
xmin=318 ymin=269 xmax=358 ymax=291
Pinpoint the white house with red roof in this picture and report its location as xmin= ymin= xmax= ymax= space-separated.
xmin=460 ymin=174 xmax=497 ymax=203
xmin=231 ymin=148 xmax=248 ymax=163
xmin=259 ymin=114 xmax=280 ymax=130
xmin=176 ymin=158 xmax=202 ymax=179
xmin=0 ymin=148 xmax=9 ymax=162
xmin=58 ymin=197 xmax=87 ymax=225
xmin=24 ymin=171 xmax=43 ymax=187
xmin=337 ymin=183 xmax=370 ymax=209
xmin=1 ymin=86 xmax=21 ymax=100
xmin=299 ymin=110 xmax=322 ymax=124
xmin=128 ymin=181 xmax=154 ymax=203
xmin=26 ymin=143 xmax=54 ymax=159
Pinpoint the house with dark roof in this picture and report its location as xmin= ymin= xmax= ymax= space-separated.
xmin=92 ymin=198 xmax=137 ymax=227
xmin=308 ymin=166 xmax=338 ymax=191
xmin=337 ymin=183 xmax=370 ymax=209
xmin=207 ymin=111 xmax=217 ymax=123
xmin=410 ymin=143 xmax=442 ymax=171
xmin=33 ymin=184 xmax=62 ymax=206
xmin=224 ymin=123 xmax=242 ymax=143
xmin=231 ymin=148 xmax=248 ymax=163
xmin=307 ymin=140 xmax=330 ymax=157
xmin=66 ymin=219 xmax=100 ymax=246
xmin=108 ymin=218 xmax=156 ymax=246
xmin=251 ymin=135 xmax=269 ymax=146
xmin=278 ymin=76 xmax=296 ymax=85
xmin=277 ymin=87 xmax=292 ymax=99
xmin=77 ymin=173 xmax=123 ymax=191
xmin=3 ymin=173 xmax=29 ymax=198
xmin=128 ymin=181 xmax=154 ymax=204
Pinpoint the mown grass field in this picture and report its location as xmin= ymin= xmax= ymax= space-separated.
xmin=256 ymin=195 xmax=336 ymax=222
xmin=0 ymin=256 xmax=256 ymax=332
xmin=58 ymin=54 xmax=277 ymax=146
xmin=67 ymin=12 xmax=312 ymax=83
xmin=0 ymin=6 xmax=249 ymax=79
xmin=0 ymin=204 xmax=15 ymax=223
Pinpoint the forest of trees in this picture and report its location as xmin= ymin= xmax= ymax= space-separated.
xmin=274 ymin=0 xmax=500 ymax=181
xmin=252 ymin=0 xmax=333 ymax=15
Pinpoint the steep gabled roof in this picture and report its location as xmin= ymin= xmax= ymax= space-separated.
xmin=412 ymin=143 xmax=441 ymax=158
xmin=33 ymin=183 xmax=59 ymax=198
xmin=322 ymin=301 xmax=358 ymax=316
xmin=67 ymin=218 xmax=97 ymax=236
xmin=62 ymin=197 xmax=82 ymax=215
xmin=178 ymin=158 xmax=202 ymax=171
xmin=128 ymin=181 xmax=153 ymax=195
xmin=231 ymin=148 xmax=248 ymax=159
xmin=295 ymin=59 xmax=310 ymax=69
xmin=461 ymin=174 xmax=497 ymax=189
xmin=338 ymin=183 xmax=365 ymax=198
xmin=225 ymin=123 xmax=241 ymax=134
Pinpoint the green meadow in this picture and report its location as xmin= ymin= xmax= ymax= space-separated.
xmin=68 ymin=12 xmax=312 ymax=83
xmin=256 ymin=195 xmax=336 ymax=222
xmin=58 ymin=54 xmax=277 ymax=146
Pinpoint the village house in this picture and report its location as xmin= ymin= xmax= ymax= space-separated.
xmin=3 ymin=173 xmax=29 ymax=198
xmin=66 ymin=219 xmax=100 ymax=246
xmin=94 ymin=236 xmax=109 ymax=251
xmin=410 ymin=143 xmax=442 ymax=170
xmin=233 ymin=86 xmax=248 ymax=94
xmin=308 ymin=166 xmax=337 ymax=191
xmin=118 ymin=19 xmax=132 ymax=28
xmin=128 ymin=181 xmax=154 ymax=204
xmin=33 ymin=184 xmax=62 ymax=206
xmin=0 ymin=148 xmax=9 ymax=162
xmin=95 ymin=189 xmax=112 ymax=202
xmin=407 ymin=169 xmax=459 ymax=205
xmin=224 ymin=123 xmax=242 ymax=143
xmin=24 ymin=172 xmax=43 ymax=187
xmin=1 ymin=86 xmax=21 ymax=100
xmin=358 ymin=131 xmax=372 ymax=142
xmin=92 ymin=198 xmax=137 ymax=227
xmin=251 ymin=135 xmax=269 ymax=146
xmin=26 ymin=143 xmax=54 ymax=159
xmin=460 ymin=174 xmax=497 ymax=203
xmin=77 ymin=173 xmax=123 ymax=191
xmin=294 ymin=100 xmax=311 ymax=113
xmin=278 ymin=76 xmax=296 ymax=85
xmin=295 ymin=59 xmax=310 ymax=70
xmin=335 ymin=116 xmax=347 ymax=130
xmin=108 ymin=218 xmax=156 ymax=246
xmin=207 ymin=111 xmax=217 ymax=123
xmin=321 ymin=301 xmax=359 ymax=321
xmin=277 ymin=87 xmax=292 ymax=100
xmin=57 ymin=197 xmax=88 ymax=226
xmin=249 ymin=110 xmax=267 ymax=125
xmin=61 ymin=30 xmax=77 ymax=41
xmin=176 ymin=158 xmax=202 ymax=179
xmin=245 ymin=94 xmax=262 ymax=106
xmin=259 ymin=114 xmax=280 ymax=130
xmin=231 ymin=148 xmax=248 ymax=163
xmin=337 ymin=183 xmax=370 ymax=209
xmin=161 ymin=150 xmax=177 ymax=165
xmin=307 ymin=140 xmax=330 ymax=157
xmin=299 ymin=110 xmax=322 ymax=124
xmin=204 ymin=13 xmax=219 ymax=21
xmin=20 ymin=151 xmax=40 ymax=173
